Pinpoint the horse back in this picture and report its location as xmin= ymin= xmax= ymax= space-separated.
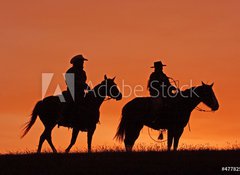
xmin=122 ymin=97 xmax=152 ymax=115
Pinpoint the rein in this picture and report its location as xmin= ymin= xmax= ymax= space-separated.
xmin=195 ymin=106 xmax=213 ymax=112
xmin=104 ymin=97 xmax=112 ymax=101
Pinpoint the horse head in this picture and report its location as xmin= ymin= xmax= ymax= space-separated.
xmin=199 ymin=82 xmax=219 ymax=111
xmin=101 ymin=75 xmax=122 ymax=101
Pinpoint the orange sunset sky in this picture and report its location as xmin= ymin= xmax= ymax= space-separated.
xmin=0 ymin=0 xmax=239 ymax=153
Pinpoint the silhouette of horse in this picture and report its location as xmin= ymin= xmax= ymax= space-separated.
xmin=115 ymin=82 xmax=219 ymax=151
xmin=22 ymin=75 xmax=122 ymax=153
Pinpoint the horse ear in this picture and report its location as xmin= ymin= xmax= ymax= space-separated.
xmin=201 ymin=81 xmax=206 ymax=86
xmin=104 ymin=74 xmax=107 ymax=80
xmin=210 ymin=82 xmax=214 ymax=87
xmin=112 ymin=76 xmax=116 ymax=81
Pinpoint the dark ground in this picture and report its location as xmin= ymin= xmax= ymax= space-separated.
xmin=0 ymin=150 xmax=239 ymax=175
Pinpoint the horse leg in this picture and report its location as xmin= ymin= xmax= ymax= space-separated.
xmin=37 ymin=130 xmax=47 ymax=153
xmin=173 ymin=128 xmax=184 ymax=151
xmin=167 ymin=129 xmax=174 ymax=151
xmin=37 ymin=126 xmax=55 ymax=153
xmin=124 ymin=122 xmax=143 ymax=152
xmin=65 ymin=128 xmax=79 ymax=153
xmin=87 ymin=126 xmax=96 ymax=153
xmin=45 ymin=126 xmax=57 ymax=153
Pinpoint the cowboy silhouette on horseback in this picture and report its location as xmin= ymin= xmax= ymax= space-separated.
xmin=148 ymin=61 xmax=176 ymax=98
xmin=147 ymin=61 xmax=177 ymax=122
xmin=61 ymin=55 xmax=91 ymax=123
xmin=115 ymin=81 xmax=219 ymax=152
xmin=66 ymin=54 xmax=90 ymax=103
xmin=21 ymin=52 xmax=122 ymax=153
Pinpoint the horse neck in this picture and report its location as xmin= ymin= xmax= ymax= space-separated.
xmin=88 ymin=84 xmax=106 ymax=107
xmin=182 ymin=86 xmax=202 ymax=112
xmin=178 ymin=87 xmax=202 ymax=124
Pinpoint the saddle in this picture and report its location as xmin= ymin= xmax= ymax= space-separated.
xmin=58 ymin=91 xmax=99 ymax=130
xmin=150 ymin=97 xmax=171 ymax=116
xmin=62 ymin=91 xmax=73 ymax=102
xmin=149 ymin=96 xmax=178 ymax=125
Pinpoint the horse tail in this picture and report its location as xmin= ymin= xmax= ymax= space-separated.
xmin=21 ymin=101 xmax=42 ymax=138
xmin=114 ymin=106 xmax=128 ymax=142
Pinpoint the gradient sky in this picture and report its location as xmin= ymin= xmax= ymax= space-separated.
xmin=0 ymin=0 xmax=239 ymax=152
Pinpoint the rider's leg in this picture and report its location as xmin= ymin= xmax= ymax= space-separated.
xmin=151 ymin=97 xmax=163 ymax=123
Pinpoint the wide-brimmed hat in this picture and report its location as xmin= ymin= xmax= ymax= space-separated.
xmin=151 ymin=61 xmax=166 ymax=68
xmin=70 ymin=55 xmax=88 ymax=64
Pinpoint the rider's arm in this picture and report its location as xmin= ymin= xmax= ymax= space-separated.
xmin=147 ymin=72 xmax=155 ymax=89
xmin=82 ymin=71 xmax=90 ymax=90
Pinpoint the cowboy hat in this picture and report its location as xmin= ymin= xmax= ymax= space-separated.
xmin=70 ymin=55 xmax=88 ymax=64
xmin=151 ymin=61 xmax=166 ymax=68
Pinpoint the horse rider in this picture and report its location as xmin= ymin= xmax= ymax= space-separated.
xmin=61 ymin=54 xmax=90 ymax=121
xmin=65 ymin=54 xmax=90 ymax=104
xmin=147 ymin=61 xmax=177 ymax=122
xmin=148 ymin=61 xmax=176 ymax=98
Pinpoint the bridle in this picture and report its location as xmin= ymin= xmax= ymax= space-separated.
xmin=195 ymin=106 xmax=213 ymax=112
xmin=104 ymin=97 xmax=112 ymax=101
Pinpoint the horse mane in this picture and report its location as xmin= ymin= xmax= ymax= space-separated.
xmin=180 ymin=85 xmax=202 ymax=97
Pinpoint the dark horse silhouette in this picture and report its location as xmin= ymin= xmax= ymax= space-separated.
xmin=22 ymin=75 xmax=122 ymax=153
xmin=115 ymin=82 xmax=219 ymax=151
